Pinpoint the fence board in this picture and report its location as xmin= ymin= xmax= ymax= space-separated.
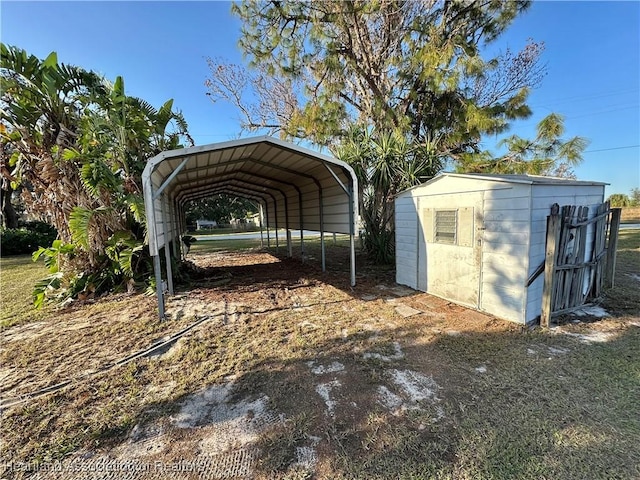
xmin=541 ymin=201 xmax=618 ymax=327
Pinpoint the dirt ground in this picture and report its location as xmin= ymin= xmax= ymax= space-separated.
xmin=1 ymin=245 xmax=638 ymax=479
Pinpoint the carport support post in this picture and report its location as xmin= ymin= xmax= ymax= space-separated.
xmin=259 ymin=203 xmax=264 ymax=248
xmin=153 ymin=254 xmax=165 ymax=320
xmin=283 ymin=194 xmax=292 ymax=258
xmin=299 ymin=191 xmax=305 ymax=261
xmin=274 ymin=201 xmax=279 ymax=253
xmin=172 ymin=201 xmax=180 ymax=259
xmin=348 ymin=182 xmax=356 ymax=287
xmin=319 ymin=190 xmax=325 ymax=272
xmin=161 ymin=198 xmax=174 ymax=295
xmin=265 ymin=203 xmax=271 ymax=248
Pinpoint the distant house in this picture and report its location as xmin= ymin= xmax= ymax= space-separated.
xmin=395 ymin=173 xmax=606 ymax=324
xmin=196 ymin=219 xmax=217 ymax=230
xmin=230 ymin=217 xmax=255 ymax=230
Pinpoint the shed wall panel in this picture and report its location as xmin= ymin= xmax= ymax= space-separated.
xmin=480 ymin=286 xmax=523 ymax=323
xmin=484 ymin=220 xmax=531 ymax=233
xmin=395 ymin=196 xmax=418 ymax=289
xmin=478 ymin=184 xmax=531 ymax=324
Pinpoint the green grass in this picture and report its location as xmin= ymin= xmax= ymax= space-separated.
xmin=602 ymin=228 xmax=640 ymax=315
xmin=189 ymin=233 xmax=352 ymax=255
xmin=0 ymin=254 xmax=50 ymax=328
xmin=189 ymin=226 xmax=261 ymax=235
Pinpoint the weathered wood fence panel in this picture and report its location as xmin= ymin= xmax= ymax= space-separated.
xmin=540 ymin=202 xmax=621 ymax=327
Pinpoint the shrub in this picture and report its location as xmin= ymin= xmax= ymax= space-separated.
xmin=31 ymin=232 xmax=154 ymax=308
xmin=1 ymin=226 xmax=58 ymax=257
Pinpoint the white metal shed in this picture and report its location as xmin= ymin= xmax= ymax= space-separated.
xmin=395 ymin=173 xmax=607 ymax=324
xmin=142 ymin=136 xmax=359 ymax=319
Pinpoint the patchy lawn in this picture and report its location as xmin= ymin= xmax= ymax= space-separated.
xmin=0 ymin=255 xmax=51 ymax=328
xmin=1 ymin=232 xmax=638 ymax=479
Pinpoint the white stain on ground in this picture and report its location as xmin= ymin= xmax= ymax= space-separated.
xmin=389 ymin=369 xmax=440 ymax=405
xmin=475 ymin=365 xmax=487 ymax=373
xmin=376 ymin=369 xmax=444 ymax=421
xmin=295 ymin=446 xmax=317 ymax=469
xmin=306 ymin=361 xmax=345 ymax=375
xmin=627 ymin=273 xmax=640 ymax=282
xmin=571 ymin=305 xmax=609 ymax=318
xmin=363 ymin=342 xmax=405 ymax=362
xmin=166 ymin=297 xmax=224 ymax=321
xmin=171 ymin=383 xmax=279 ymax=455
xmin=548 ymin=346 xmax=570 ymax=355
xmin=85 ymin=381 xmax=283 ymax=479
xmin=125 ymin=423 xmax=167 ymax=457
xmin=377 ymin=385 xmax=404 ymax=413
xmin=299 ymin=320 xmax=319 ymax=330
xmin=316 ymin=380 xmax=341 ymax=417
xmin=294 ymin=435 xmax=321 ymax=470
xmin=561 ymin=331 xmax=614 ymax=344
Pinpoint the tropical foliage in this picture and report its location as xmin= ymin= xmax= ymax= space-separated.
xmin=0 ymin=44 xmax=192 ymax=305
xmin=456 ymin=113 xmax=588 ymax=178
xmin=607 ymin=190 xmax=640 ymax=208
xmin=334 ymin=127 xmax=442 ymax=263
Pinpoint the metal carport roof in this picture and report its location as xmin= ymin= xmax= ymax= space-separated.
xmin=142 ymin=136 xmax=359 ymax=319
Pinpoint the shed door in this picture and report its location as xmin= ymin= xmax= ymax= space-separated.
xmin=417 ymin=193 xmax=484 ymax=308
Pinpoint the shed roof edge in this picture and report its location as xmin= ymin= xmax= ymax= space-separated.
xmin=396 ymin=172 xmax=608 ymax=197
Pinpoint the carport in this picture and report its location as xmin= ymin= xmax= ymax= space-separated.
xmin=142 ymin=136 xmax=359 ymax=319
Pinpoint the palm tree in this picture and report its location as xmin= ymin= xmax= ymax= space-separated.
xmin=1 ymin=44 xmax=191 ymax=304
xmin=333 ymin=127 xmax=443 ymax=263
xmin=1 ymin=45 xmax=109 ymax=249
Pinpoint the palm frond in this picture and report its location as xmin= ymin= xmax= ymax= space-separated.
xmin=69 ymin=206 xmax=95 ymax=250
xmin=126 ymin=96 xmax=158 ymax=119
xmin=126 ymin=193 xmax=146 ymax=224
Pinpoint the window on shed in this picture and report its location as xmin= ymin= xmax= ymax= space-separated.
xmin=435 ymin=210 xmax=457 ymax=244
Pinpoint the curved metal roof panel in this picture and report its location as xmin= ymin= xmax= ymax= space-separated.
xmin=142 ymin=136 xmax=358 ymax=256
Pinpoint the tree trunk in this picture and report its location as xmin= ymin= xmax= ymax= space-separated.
xmin=1 ymin=186 xmax=19 ymax=229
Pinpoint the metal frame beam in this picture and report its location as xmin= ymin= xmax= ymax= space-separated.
xmin=154 ymin=157 xmax=189 ymax=199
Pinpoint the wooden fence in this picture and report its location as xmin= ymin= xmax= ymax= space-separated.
xmin=540 ymin=202 xmax=621 ymax=327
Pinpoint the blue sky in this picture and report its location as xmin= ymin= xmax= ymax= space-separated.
xmin=1 ymin=1 xmax=638 ymax=196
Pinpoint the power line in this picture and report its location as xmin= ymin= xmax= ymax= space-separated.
xmin=568 ymin=105 xmax=640 ymax=120
xmin=506 ymin=104 xmax=640 ymax=129
xmin=583 ymin=144 xmax=640 ymax=153
xmin=529 ymin=87 xmax=639 ymax=109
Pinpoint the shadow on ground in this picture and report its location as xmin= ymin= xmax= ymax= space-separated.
xmin=2 ymin=239 xmax=639 ymax=480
